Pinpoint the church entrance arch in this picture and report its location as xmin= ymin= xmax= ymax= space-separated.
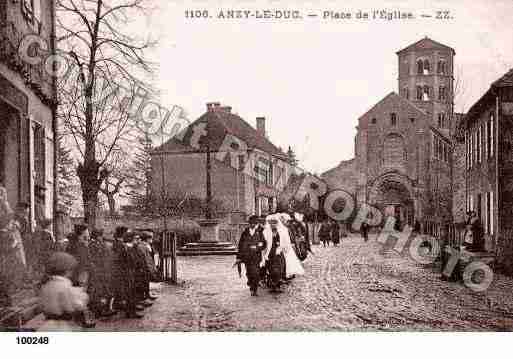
xmin=367 ymin=171 xmax=416 ymax=227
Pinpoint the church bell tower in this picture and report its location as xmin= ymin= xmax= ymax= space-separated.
xmin=397 ymin=37 xmax=456 ymax=135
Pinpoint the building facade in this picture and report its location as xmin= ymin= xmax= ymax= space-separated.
xmin=323 ymin=38 xmax=454 ymax=232
xmin=462 ymin=69 xmax=513 ymax=269
xmin=0 ymin=0 xmax=58 ymax=228
xmin=151 ymin=103 xmax=292 ymax=221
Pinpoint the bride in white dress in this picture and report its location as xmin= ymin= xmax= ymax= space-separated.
xmin=264 ymin=213 xmax=304 ymax=278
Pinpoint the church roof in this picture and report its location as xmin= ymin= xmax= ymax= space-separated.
xmin=153 ymin=107 xmax=287 ymax=159
xmin=396 ymin=37 xmax=455 ymax=55
xmin=358 ymin=91 xmax=428 ymax=121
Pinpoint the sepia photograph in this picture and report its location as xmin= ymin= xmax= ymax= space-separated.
xmin=1 ymin=0 xmax=513 ymax=350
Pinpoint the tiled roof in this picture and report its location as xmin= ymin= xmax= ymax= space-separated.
xmin=492 ymin=68 xmax=513 ymax=88
xmin=153 ymin=109 xmax=287 ymax=159
xmin=396 ymin=37 xmax=455 ymax=55
xmin=466 ymin=68 xmax=513 ymax=122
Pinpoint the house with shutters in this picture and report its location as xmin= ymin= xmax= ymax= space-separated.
xmin=151 ymin=102 xmax=292 ymax=221
xmin=0 ymin=0 xmax=58 ymax=229
xmin=460 ymin=68 xmax=513 ymax=271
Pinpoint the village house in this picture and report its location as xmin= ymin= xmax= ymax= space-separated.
xmin=151 ymin=102 xmax=292 ymax=221
xmin=323 ymin=37 xmax=455 ymax=233
xmin=462 ymin=68 xmax=513 ymax=272
xmin=0 ymin=0 xmax=58 ymax=228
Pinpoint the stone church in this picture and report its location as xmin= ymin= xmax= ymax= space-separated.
xmin=322 ymin=37 xmax=455 ymax=233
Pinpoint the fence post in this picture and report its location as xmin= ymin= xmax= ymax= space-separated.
xmin=171 ymin=232 xmax=177 ymax=284
xmin=161 ymin=231 xmax=178 ymax=284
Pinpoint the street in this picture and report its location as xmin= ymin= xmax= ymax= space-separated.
xmin=28 ymin=235 xmax=513 ymax=331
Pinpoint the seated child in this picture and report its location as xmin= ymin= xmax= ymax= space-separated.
xmin=38 ymin=252 xmax=90 ymax=331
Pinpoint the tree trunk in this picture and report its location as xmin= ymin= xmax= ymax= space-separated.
xmin=106 ymin=193 xmax=116 ymax=217
xmin=77 ymin=159 xmax=106 ymax=228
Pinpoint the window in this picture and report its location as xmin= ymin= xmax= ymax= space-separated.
xmin=423 ymin=86 xmax=430 ymax=101
xmin=465 ymin=131 xmax=468 ymax=170
xmin=490 ymin=191 xmax=494 ymax=235
xmin=417 ymin=60 xmax=423 ymax=75
xmin=371 ymin=118 xmax=376 ymax=124
xmin=486 ymin=116 xmax=491 ymax=159
xmin=475 ymin=127 xmax=479 ymax=163
xmin=437 ymin=60 xmax=446 ymax=75
xmin=402 ymin=87 xmax=409 ymax=100
xmin=490 ymin=114 xmax=495 ymax=157
xmin=416 ymin=86 xmax=423 ymax=100
xmin=423 ymin=60 xmax=430 ymax=74
xmin=22 ymin=0 xmax=42 ymax=30
xmin=477 ymin=127 xmax=481 ymax=163
xmin=438 ymin=113 xmax=445 ymax=129
xmin=32 ymin=121 xmax=46 ymax=188
xmin=439 ymin=86 xmax=446 ymax=101
xmin=410 ymin=118 xmax=415 ymax=123
xmin=483 ymin=123 xmax=488 ymax=160
xmin=390 ymin=113 xmax=397 ymax=126
xmin=255 ymin=156 xmax=271 ymax=184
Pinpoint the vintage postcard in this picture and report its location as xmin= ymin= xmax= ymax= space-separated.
xmin=1 ymin=0 xmax=513 ymax=343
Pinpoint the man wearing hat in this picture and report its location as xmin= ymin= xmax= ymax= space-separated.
xmin=138 ymin=231 xmax=159 ymax=300
xmin=112 ymin=228 xmax=144 ymax=318
xmin=88 ymin=229 xmax=116 ymax=317
xmin=236 ymin=215 xmax=267 ymax=296
xmin=38 ymin=252 xmax=90 ymax=331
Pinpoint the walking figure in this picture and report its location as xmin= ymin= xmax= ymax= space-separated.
xmin=361 ymin=222 xmax=369 ymax=242
xmin=236 ymin=216 xmax=267 ymax=296
xmin=319 ymin=221 xmax=331 ymax=247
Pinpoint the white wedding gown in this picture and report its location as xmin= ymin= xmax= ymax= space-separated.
xmin=263 ymin=213 xmax=304 ymax=277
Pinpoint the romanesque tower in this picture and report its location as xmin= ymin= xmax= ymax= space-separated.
xmin=397 ymin=37 xmax=455 ymax=136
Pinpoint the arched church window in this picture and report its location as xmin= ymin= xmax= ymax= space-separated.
xmin=423 ymin=85 xmax=430 ymax=101
xmin=390 ymin=113 xmax=397 ymax=126
xmin=439 ymin=86 xmax=447 ymax=101
xmin=402 ymin=87 xmax=409 ymax=99
xmin=417 ymin=60 xmax=423 ymax=75
xmin=423 ymin=60 xmax=430 ymax=74
xmin=438 ymin=113 xmax=446 ymax=128
xmin=438 ymin=60 xmax=446 ymax=74
xmin=416 ymin=86 xmax=423 ymax=100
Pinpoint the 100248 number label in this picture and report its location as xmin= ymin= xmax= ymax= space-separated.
xmin=16 ymin=336 xmax=49 ymax=345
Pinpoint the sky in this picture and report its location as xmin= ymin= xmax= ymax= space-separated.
xmin=142 ymin=0 xmax=513 ymax=175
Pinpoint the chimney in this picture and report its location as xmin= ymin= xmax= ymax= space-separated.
xmin=206 ymin=102 xmax=221 ymax=112
xmin=256 ymin=117 xmax=266 ymax=137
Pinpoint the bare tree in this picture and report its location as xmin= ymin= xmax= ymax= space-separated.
xmin=56 ymin=0 xmax=156 ymax=226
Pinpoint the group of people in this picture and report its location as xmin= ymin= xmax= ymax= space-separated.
xmin=1 ymin=186 xmax=162 ymax=330
xmin=318 ymin=220 xmax=342 ymax=247
xmin=236 ymin=212 xmax=306 ymax=296
xmin=38 ymin=225 xmax=161 ymax=330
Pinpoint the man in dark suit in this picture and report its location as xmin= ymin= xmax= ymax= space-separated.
xmin=112 ymin=227 xmax=144 ymax=319
xmin=236 ymin=216 xmax=267 ymax=296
